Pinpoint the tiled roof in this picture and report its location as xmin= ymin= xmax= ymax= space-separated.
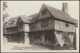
xmin=19 ymin=13 xmax=38 ymax=23
xmin=44 ymin=4 xmax=78 ymax=26
xmin=27 ymin=13 xmax=38 ymax=23
xmin=19 ymin=15 xmax=31 ymax=23
xmin=5 ymin=17 xmax=19 ymax=28
xmin=28 ymin=4 xmax=78 ymax=26
xmin=8 ymin=17 xmax=19 ymax=24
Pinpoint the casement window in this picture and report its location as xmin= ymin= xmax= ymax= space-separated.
xmin=42 ymin=9 xmax=47 ymax=15
xmin=65 ymin=23 xmax=69 ymax=27
xmin=41 ymin=19 xmax=48 ymax=28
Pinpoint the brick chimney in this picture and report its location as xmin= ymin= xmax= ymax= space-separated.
xmin=62 ymin=2 xmax=68 ymax=13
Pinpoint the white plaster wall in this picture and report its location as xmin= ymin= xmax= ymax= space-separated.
xmin=23 ymin=24 xmax=30 ymax=32
xmin=24 ymin=33 xmax=30 ymax=45
xmin=55 ymin=20 xmax=75 ymax=32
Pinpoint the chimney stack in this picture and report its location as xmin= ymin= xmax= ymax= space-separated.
xmin=62 ymin=2 xmax=68 ymax=13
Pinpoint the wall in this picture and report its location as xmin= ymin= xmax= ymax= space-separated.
xmin=24 ymin=33 xmax=30 ymax=45
xmin=23 ymin=24 xmax=30 ymax=32
xmin=48 ymin=19 xmax=55 ymax=30
xmin=36 ymin=21 xmax=41 ymax=31
xmin=30 ymin=18 xmax=55 ymax=32
xmin=18 ymin=24 xmax=23 ymax=32
xmin=55 ymin=20 xmax=76 ymax=32
xmin=38 ymin=9 xmax=51 ymax=20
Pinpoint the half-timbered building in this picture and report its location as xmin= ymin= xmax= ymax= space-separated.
xmin=29 ymin=3 xmax=78 ymax=49
xmin=5 ymin=17 xmax=19 ymax=43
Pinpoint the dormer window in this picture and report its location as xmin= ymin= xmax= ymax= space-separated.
xmin=42 ymin=9 xmax=46 ymax=15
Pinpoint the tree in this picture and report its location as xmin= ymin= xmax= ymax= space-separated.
xmin=3 ymin=2 xmax=9 ymax=35
xmin=3 ymin=2 xmax=9 ymax=24
xmin=3 ymin=2 xmax=7 ymax=11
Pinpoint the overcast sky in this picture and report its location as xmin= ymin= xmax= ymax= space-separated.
xmin=3 ymin=1 xmax=79 ymax=20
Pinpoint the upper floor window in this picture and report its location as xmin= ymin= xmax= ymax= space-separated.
xmin=42 ymin=9 xmax=46 ymax=15
xmin=65 ymin=23 xmax=69 ymax=27
xmin=41 ymin=19 xmax=48 ymax=28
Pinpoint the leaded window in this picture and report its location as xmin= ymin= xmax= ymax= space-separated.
xmin=65 ymin=23 xmax=69 ymax=27
xmin=41 ymin=19 xmax=48 ymax=29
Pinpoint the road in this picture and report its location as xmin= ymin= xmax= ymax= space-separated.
xmin=11 ymin=44 xmax=50 ymax=50
xmin=3 ymin=42 xmax=51 ymax=50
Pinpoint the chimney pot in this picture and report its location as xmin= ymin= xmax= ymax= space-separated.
xmin=62 ymin=2 xmax=68 ymax=13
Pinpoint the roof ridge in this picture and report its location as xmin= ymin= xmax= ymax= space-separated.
xmin=42 ymin=4 xmax=77 ymax=26
xmin=43 ymin=3 xmax=73 ymax=16
xmin=27 ymin=13 xmax=38 ymax=17
xmin=43 ymin=4 xmax=62 ymax=12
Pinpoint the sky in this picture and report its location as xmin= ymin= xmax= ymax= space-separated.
xmin=3 ymin=1 xmax=79 ymax=20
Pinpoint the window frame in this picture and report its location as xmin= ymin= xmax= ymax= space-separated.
xmin=65 ymin=23 xmax=69 ymax=27
xmin=41 ymin=19 xmax=48 ymax=28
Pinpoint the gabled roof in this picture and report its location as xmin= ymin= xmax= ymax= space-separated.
xmin=18 ymin=13 xmax=38 ymax=23
xmin=43 ymin=4 xmax=78 ymax=26
xmin=8 ymin=17 xmax=19 ymax=24
xmin=27 ymin=13 xmax=38 ymax=23
xmin=5 ymin=17 xmax=19 ymax=28
xmin=18 ymin=15 xmax=30 ymax=23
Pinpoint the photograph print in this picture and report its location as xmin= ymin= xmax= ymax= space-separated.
xmin=1 ymin=1 xmax=79 ymax=52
